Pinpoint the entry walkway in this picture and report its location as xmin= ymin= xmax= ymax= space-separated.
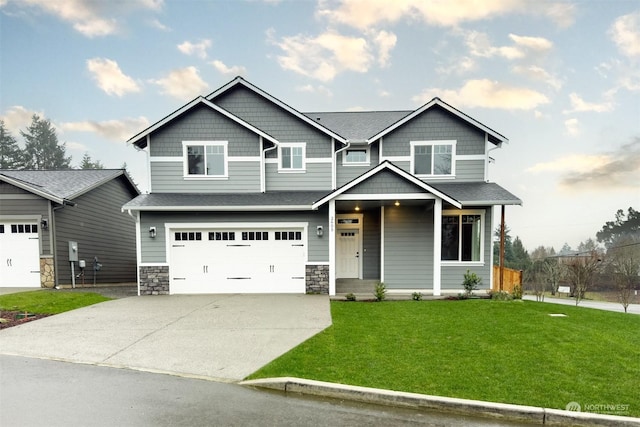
xmin=523 ymin=295 xmax=640 ymax=314
xmin=0 ymin=294 xmax=331 ymax=381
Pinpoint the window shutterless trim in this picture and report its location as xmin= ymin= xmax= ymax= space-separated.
xmin=182 ymin=141 xmax=229 ymax=179
xmin=278 ymin=142 xmax=306 ymax=172
xmin=410 ymin=140 xmax=456 ymax=177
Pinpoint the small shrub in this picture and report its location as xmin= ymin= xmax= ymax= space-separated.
xmin=374 ymin=282 xmax=387 ymax=302
xmin=412 ymin=292 xmax=422 ymax=301
xmin=512 ymin=284 xmax=523 ymax=300
xmin=462 ymin=270 xmax=482 ymax=296
xmin=491 ymin=290 xmax=513 ymax=301
xmin=345 ymin=293 xmax=356 ymax=301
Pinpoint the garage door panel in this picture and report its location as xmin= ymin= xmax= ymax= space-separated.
xmin=0 ymin=221 xmax=40 ymax=287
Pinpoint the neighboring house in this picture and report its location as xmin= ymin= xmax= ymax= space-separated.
xmin=0 ymin=169 xmax=139 ymax=288
xmin=123 ymin=77 xmax=521 ymax=296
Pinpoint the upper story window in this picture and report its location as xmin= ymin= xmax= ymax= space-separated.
xmin=183 ymin=141 xmax=228 ymax=178
xmin=411 ymin=141 xmax=456 ymax=177
xmin=278 ymin=143 xmax=305 ymax=172
xmin=441 ymin=211 xmax=484 ymax=263
xmin=343 ymin=147 xmax=370 ymax=165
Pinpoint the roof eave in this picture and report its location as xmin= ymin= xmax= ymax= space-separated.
xmin=122 ymin=205 xmax=314 ymax=212
xmin=0 ymin=174 xmax=64 ymax=204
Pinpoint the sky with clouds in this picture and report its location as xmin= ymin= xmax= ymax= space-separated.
xmin=1 ymin=0 xmax=638 ymax=251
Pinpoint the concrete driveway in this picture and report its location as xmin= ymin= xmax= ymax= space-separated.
xmin=0 ymin=294 xmax=331 ymax=381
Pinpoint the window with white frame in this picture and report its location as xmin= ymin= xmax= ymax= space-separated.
xmin=343 ymin=147 xmax=369 ymax=165
xmin=279 ymin=143 xmax=305 ymax=172
xmin=411 ymin=141 xmax=455 ymax=176
xmin=441 ymin=212 xmax=483 ymax=262
xmin=183 ymin=141 xmax=228 ymax=177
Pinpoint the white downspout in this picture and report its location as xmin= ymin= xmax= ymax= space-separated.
xmin=333 ymin=140 xmax=350 ymax=190
xmin=262 ymin=137 xmax=278 ymax=193
xmin=125 ymin=209 xmax=142 ymax=296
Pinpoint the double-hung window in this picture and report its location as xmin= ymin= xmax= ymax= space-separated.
xmin=279 ymin=143 xmax=305 ymax=172
xmin=183 ymin=141 xmax=228 ymax=178
xmin=441 ymin=211 xmax=483 ymax=263
xmin=411 ymin=141 xmax=455 ymax=177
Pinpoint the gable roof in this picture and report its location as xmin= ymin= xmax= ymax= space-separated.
xmin=0 ymin=169 xmax=139 ymax=205
xmin=127 ymin=96 xmax=280 ymax=149
xmin=304 ymin=110 xmax=412 ymax=142
xmin=312 ymin=161 xmax=463 ymax=209
xmin=367 ymin=98 xmax=508 ymax=145
xmin=206 ymin=76 xmax=348 ymax=143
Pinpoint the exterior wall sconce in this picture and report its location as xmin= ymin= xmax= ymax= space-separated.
xmin=41 ymin=218 xmax=49 ymax=230
xmin=149 ymin=226 xmax=157 ymax=238
xmin=394 ymin=201 xmax=400 ymax=207
xmin=355 ymin=205 xmax=360 ymax=211
xmin=316 ymin=225 xmax=324 ymax=237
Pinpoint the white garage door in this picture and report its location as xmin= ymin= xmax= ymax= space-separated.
xmin=0 ymin=221 xmax=41 ymax=287
xmin=169 ymin=227 xmax=306 ymax=294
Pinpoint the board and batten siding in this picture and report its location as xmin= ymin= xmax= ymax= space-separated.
xmin=150 ymin=160 xmax=261 ymax=193
xmin=0 ymin=183 xmax=51 ymax=255
xmin=213 ymin=86 xmax=333 ymax=157
xmin=265 ymin=163 xmax=332 ymax=191
xmin=139 ymin=208 xmax=330 ymax=264
xmin=440 ymin=206 xmax=493 ymax=290
xmin=383 ymin=205 xmax=434 ymax=289
xmin=149 ymin=105 xmax=261 ymax=157
xmin=54 ymin=177 xmax=138 ymax=285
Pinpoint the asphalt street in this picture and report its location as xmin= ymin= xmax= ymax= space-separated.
xmin=0 ymin=355 xmax=533 ymax=427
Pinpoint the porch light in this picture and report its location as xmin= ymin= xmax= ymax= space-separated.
xmin=394 ymin=201 xmax=400 ymax=207
xmin=149 ymin=226 xmax=157 ymax=238
xmin=316 ymin=225 xmax=324 ymax=237
xmin=355 ymin=205 xmax=360 ymax=211
xmin=41 ymin=218 xmax=49 ymax=230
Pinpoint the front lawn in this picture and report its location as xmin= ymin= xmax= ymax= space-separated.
xmin=0 ymin=290 xmax=111 ymax=315
xmin=249 ymin=300 xmax=640 ymax=417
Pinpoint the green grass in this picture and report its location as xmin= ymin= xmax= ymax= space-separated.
xmin=249 ymin=300 xmax=640 ymax=417
xmin=0 ymin=290 xmax=111 ymax=314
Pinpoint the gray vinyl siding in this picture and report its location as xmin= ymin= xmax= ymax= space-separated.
xmin=382 ymin=107 xmax=486 ymax=157
xmin=440 ymin=206 xmax=493 ymax=290
xmin=383 ymin=205 xmax=434 ymax=289
xmin=54 ymin=177 xmax=138 ymax=285
xmin=213 ymin=86 xmax=333 ymax=157
xmin=265 ymin=163 xmax=331 ymax=191
xmin=363 ymin=208 xmax=381 ymax=280
xmin=139 ymin=208 xmax=329 ymax=264
xmin=337 ymin=164 xmax=371 ymax=188
xmin=455 ymin=159 xmax=485 ymax=181
xmin=0 ymin=184 xmax=51 ymax=255
xmin=345 ymin=169 xmax=425 ymax=194
xmin=151 ymin=161 xmax=261 ymax=193
xmin=149 ymin=105 xmax=261 ymax=157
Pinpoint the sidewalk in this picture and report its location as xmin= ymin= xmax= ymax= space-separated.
xmin=522 ymin=295 xmax=640 ymax=314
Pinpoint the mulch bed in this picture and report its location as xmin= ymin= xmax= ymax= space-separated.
xmin=0 ymin=311 xmax=51 ymax=330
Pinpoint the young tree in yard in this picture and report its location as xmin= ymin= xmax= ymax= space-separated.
xmin=0 ymin=120 xmax=24 ymax=169
xmin=606 ymin=236 xmax=640 ymax=313
xmin=79 ymin=153 xmax=104 ymax=169
xmin=21 ymin=114 xmax=71 ymax=169
xmin=563 ymin=250 xmax=602 ymax=306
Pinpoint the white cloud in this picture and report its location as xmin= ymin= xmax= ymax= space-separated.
xmin=210 ymin=60 xmax=247 ymax=77
xmin=178 ymin=39 xmax=212 ymax=59
xmin=412 ymin=79 xmax=550 ymax=110
xmin=147 ymin=18 xmax=170 ymax=32
xmin=508 ymin=34 xmax=553 ymax=51
xmin=563 ymin=93 xmax=614 ymax=114
xmin=151 ymin=67 xmax=208 ymax=101
xmin=316 ymin=0 xmax=575 ymax=29
xmin=372 ymin=29 xmax=397 ymax=67
xmin=609 ymin=11 xmax=640 ymax=58
xmin=436 ymin=56 xmax=477 ymax=75
xmin=86 ymin=58 xmax=141 ymax=97
xmin=528 ymin=153 xmax=610 ymax=173
xmin=296 ymin=84 xmax=333 ymax=97
xmin=0 ymin=106 xmax=44 ymax=134
xmin=466 ymin=31 xmax=553 ymax=60
xmin=512 ymin=65 xmax=562 ymax=90
xmin=268 ymin=28 xmax=372 ymax=81
xmin=60 ymin=117 xmax=150 ymax=142
xmin=564 ymin=118 xmax=580 ymax=136
xmin=8 ymin=0 xmax=163 ymax=37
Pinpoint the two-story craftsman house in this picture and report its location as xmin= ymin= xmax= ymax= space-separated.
xmin=123 ymin=77 xmax=521 ymax=296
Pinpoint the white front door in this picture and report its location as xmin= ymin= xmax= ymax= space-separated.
xmin=336 ymin=229 xmax=360 ymax=278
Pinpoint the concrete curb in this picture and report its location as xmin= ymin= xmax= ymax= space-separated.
xmin=240 ymin=377 xmax=640 ymax=426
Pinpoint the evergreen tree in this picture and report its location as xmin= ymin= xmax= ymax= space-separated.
xmin=510 ymin=236 xmax=531 ymax=270
xmin=21 ymin=114 xmax=71 ymax=169
xmin=79 ymin=153 xmax=104 ymax=169
xmin=0 ymin=120 xmax=24 ymax=169
xmin=596 ymin=208 xmax=640 ymax=248
xmin=493 ymin=225 xmax=514 ymax=265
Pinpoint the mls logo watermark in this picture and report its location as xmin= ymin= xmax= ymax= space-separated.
xmin=566 ymin=401 xmax=581 ymax=412
xmin=566 ymin=401 xmax=630 ymax=415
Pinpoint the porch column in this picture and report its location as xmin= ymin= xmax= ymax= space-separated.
xmin=433 ymin=198 xmax=442 ymax=296
xmin=328 ymin=199 xmax=336 ymax=296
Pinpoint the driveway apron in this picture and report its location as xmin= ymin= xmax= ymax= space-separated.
xmin=0 ymin=294 xmax=331 ymax=381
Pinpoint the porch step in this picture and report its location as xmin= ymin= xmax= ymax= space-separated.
xmin=335 ymin=279 xmax=379 ymax=294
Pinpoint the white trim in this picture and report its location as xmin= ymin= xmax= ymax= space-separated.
xmin=336 ymin=193 xmax=437 ymax=201
xmin=380 ymin=205 xmax=385 ymax=283
xmin=278 ymin=142 xmax=306 ymax=172
xmin=433 ymin=198 xmax=442 ymax=296
xmin=380 ymin=156 xmax=410 ymax=163
xmin=134 ymin=211 xmax=141 ymax=296
xmin=228 ymin=156 xmax=261 ymax=162
xmin=410 ymin=140 xmax=457 ymax=178
xmin=335 ymin=213 xmax=364 ymax=279
xmin=165 ymin=222 xmax=309 ymax=229
xmin=126 ymin=205 xmax=314 ymax=212
xmin=265 ymin=158 xmax=278 ymax=164
xmin=305 ymin=157 xmax=332 ymax=164
xmin=441 ymin=208 xmax=486 ymax=263
xmin=329 ymin=199 xmax=336 ymax=296
xmin=182 ymin=141 xmax=229 ymax=178
xmin=150 ymin=156 xmax=181 ymax=162
xmin=457 ymin=154 xmax=486 ymax=161
xmin=342 ymin=146 xmax=370 ymax=166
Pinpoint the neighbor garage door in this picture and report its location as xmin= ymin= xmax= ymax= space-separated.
xmin=0 ymin=221 xmax=41 ymax=287
xmin=169 ymin=226 xmax=306 ymax=294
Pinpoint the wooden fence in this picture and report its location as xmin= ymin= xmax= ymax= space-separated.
xmin=492 ymin=265 xmax=523 ymax=293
